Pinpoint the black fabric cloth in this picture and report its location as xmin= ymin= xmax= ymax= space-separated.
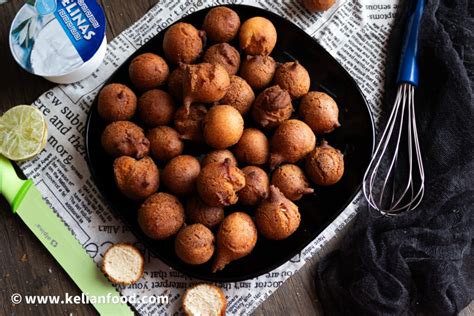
xmin=315 ymin=1 xmax=474 ymax=315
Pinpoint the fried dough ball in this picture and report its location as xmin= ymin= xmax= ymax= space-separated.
xmin=163 ymin=22 xmax=204 ymax=64
xmin=203 ymin=105 xmax=244 ymax=149
xmin=255 ymin=185 xmax=301 ymax=240
xmin=101 ymin=121 xmax=149 ymax=158
xmin=137 ymin=192 xmax=185 ymax=240
xmin=175 ymin=224 xmax=215 ymax=265
xmin=167 ymin=66 xmax=185 ymax=101
xmin=98 ymin=83 xmax=137 ymax=121
xmin=183 ymin=63 xmax=230 ymax=111
xmin=274 ymin=61 xmax=311 ymax=99
xmin=202 ymin=149 xmax=238 ymax=168
xmin=299 ymin=91 xmax=340 ymax=134
xmin=233 ymin=128 xmax=269 ymax=165
xmin=269 ymin=119 xmax=316 ymax=169
xmin=212 ymin=212 xmax=257 ymax=272
xmin=239 ymin=166 xmax=269 ymax=206
xmin=147 ymin=126 xmax=184 ymax=162
xmin=162 ymin=155 xmax=201 ymax=196
xmin=197 ymin=159 xmax=246 ymax=207
xmin=240 ymin=55 xmax=276 ymax=90
xmin=202 ymin=6 xmax=240 ymax=42
xmin=203 ymin=43 xmax=241 ymax=76
xmin=183 ymin=285 xmax=226 ymax=315
xmin=303 ymin=0 xmax=336 ymax=12
xmin=113 ymin=156 xmax=159 ymax=200
xmin=129 ymin=53 xmax=169 ymax=91
xmin=186 ymin=196 xmax=224 ymax=229
xmin=174 ymin=104 xmax=207 ymax=142
xmin=251 ymin=85 xmax=293 ymax=129
xmin=138 ymin=89 xmax=175 ymax=127
xmin=219 ymin=75 xmax=255 ymax=115
xmin=102 ymin=243 xmax=144 ymax=285
xmin=305 ymin=140 xmax=344 ymax=185
xmin=271 ymin=164 xmax=313 ymax=201
xmin=239 ymin=17 xmax=277 ymax=55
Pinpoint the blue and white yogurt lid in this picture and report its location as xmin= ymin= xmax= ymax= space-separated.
xmin=10 ymin=0 xmax=107 ymax=84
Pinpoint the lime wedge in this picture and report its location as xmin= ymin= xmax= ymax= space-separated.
xmin=0 ymin=105 xmax=48 ymax=161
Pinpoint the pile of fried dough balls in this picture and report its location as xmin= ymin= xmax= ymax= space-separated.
xmin=98 ymin=6 xmax=344 ymax=273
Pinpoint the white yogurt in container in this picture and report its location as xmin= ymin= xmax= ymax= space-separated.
xmin=10 ymin=0 xmax=107 ymax=84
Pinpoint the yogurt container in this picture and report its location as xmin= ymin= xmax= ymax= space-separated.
xmin=9 ymin=0 xmax=107 ymax=84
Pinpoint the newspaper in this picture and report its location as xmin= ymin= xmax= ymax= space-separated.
xmin=19 ymin=0 xmax=399 ymax=314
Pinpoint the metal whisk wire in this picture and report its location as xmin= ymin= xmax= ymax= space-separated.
xmin=362 ymin=0 xmax=425 ymax=215
xmin=363 ymin=84 xmax=425 ymax=215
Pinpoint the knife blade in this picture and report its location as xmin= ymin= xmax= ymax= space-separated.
xmin=0 ymin=155 xmax=133 ymax=315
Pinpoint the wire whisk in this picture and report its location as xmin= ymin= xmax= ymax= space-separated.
xmin=363 ymin=83 xmax=424 ymax=215
xmin=363 ymin=0 xmax=425 ymax=215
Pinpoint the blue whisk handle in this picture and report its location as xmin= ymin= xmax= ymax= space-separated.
xmin=396 ymin=0 xmax=424 ymax=86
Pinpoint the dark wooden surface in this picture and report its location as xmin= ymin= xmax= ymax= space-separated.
xmin=0 ymin=1 xmax=472 ymax=316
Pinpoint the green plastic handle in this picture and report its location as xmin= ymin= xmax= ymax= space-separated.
xmin=0 ymin=155 xmax=134 ymax=315
xmin=0 ymin=155 xmax=33 ymax=212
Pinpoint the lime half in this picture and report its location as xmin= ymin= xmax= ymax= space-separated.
xmin=0 ymin=105 xmax=48 ymax=161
